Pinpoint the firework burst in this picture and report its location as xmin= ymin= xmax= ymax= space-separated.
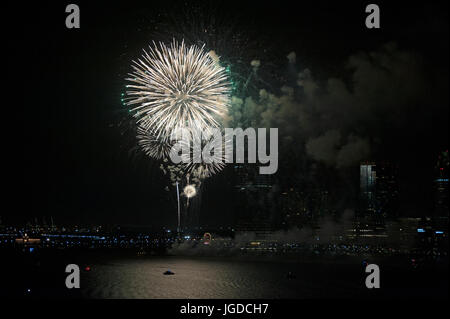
xmin=126 ymin=40 xmax=232 ymax=179
xmin=126 ymin=40 xmax=231 ymax=143
xmin=177 ymin=128 xmax=232 ymax=178
xmin=183 ymin=184 xmax=197 ymax=198
xmin=136 ymin=124 xmax=174 ymax=160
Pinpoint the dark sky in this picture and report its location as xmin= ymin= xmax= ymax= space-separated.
xmin=6 ymin=0 xmax=448 ymax=227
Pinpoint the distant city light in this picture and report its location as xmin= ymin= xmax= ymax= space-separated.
xmin=417 ymin=228 xmax=425 ymax=233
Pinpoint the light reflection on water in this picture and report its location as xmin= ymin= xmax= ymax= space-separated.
xmin=81 ymin=256 xmax=364 ymax=299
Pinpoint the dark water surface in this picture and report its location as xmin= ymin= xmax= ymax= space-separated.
xmin=80 ymin=254 xmax=448 ymax=299
xmin=2 ymin=250 xmax=448 ymax=299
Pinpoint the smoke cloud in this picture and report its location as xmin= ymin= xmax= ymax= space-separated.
xmin=228 ymin=42 xmax=445 ymax=170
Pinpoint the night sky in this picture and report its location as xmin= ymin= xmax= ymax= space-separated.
xmin=8 ymin=1 xmax=449 ymax=227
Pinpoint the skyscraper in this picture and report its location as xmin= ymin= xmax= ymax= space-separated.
xmin=359 ymin=161 xmax=399 ymax=225
xmin=375 ymin=161 xmax=400 ymax=218
xmin=360 ymin=162 xmax=377 ymax=214
xmin=434 ymin=150 xmax=449 ymax=218
xmin=233 ymin=164 xmax=276 ymax=235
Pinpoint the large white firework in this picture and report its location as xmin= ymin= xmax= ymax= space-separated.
xmin=127 ymin=40 xmax=231 ymax=178
xmin=126 ymin=40 xmax=231 ymax=142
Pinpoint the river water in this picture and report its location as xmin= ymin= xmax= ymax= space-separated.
xmin=79 ymin=255 xmax=447 ymax=299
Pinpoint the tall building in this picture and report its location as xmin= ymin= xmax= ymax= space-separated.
xmin=434 ymin=150 xmax=449 ymax=218
xmin=359 ymin=161 xmax=399 ymax=225
xmin=375 ymin=161 xmax=400 ymax=218
xmin=280 ymin=186 xmax=331 ymax=229
xmin=280 ymin=188 xmax=309 ymax=228
xmin=233 ymin=164 xmax=276 ymax=233
xmin=360 ymin=162 xmax=377 ymax=214
xmin=234 ymin=164 xmax=272 ymax=191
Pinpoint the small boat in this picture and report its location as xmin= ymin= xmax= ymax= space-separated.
xmin=163 ymin=270 xmax=175 ymax=275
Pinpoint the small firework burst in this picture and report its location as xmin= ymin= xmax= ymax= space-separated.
xmin=177 ymin=129 xmax=233 ymax=179
xmin=136 ymin=124 xmax=174 ymax=160
xmin=183 ymin=184 xmax=197 ymax=198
